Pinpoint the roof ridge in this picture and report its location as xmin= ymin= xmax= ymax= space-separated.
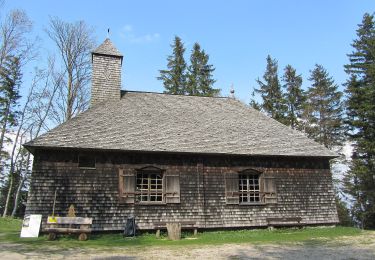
xmin=123 ymin=90 xmax=231 ymax=99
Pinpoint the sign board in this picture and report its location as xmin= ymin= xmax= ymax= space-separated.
xmin=48 ymin=216 xmax=57 ymax=223
xmin=20 ymin=214 xmax=42 ymax=238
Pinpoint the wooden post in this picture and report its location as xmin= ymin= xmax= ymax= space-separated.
xmin=166 ymin=223 xmax=181 ymax=240
xmin=156 ymin=229 xmax=160 ymax=238
xmin=78 ymin=233 xmax=88 ymax=241
xmin=52 ymin=189 xmax=57 ymax=216
xmin=47 ymin=233 xmax=56 ymax=241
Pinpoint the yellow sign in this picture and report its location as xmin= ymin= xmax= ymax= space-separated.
xmin=48 ymin=216 xmax=57 ymax=223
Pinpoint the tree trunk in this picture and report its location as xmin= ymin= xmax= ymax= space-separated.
xmin=11 ymin=152 xmax=30 ymax=217
xmin=9 ymin=69 xmax=58 ymax=216
xmin=66 ymin=71 xmax=73 ymax=121
xmin=10 ymin=180 xmax=21 ymax=217
xmin=2 ymin=175 xmax=13 ymax=217
xmin=0 ymin=102 xmax=11 ymax=163
xmin=11 ymin=176 xmax=24 ymax=217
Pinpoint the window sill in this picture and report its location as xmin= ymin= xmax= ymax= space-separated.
xmin=239 ymin=202 xmax=267 ymax=206
xmin=136 ymin=202 xmax=166 ymax=205
xmin=79 ymin=166 xmax=96 ymax=169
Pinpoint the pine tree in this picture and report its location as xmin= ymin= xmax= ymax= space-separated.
xmin=198 ymin=49 xmax=219 ymax=97
xmin=158 ymin=36 xmax=187 ymax=95
xmin=0 ymin=56 xmax=22 ymax=163
xmin=304 ymin=64 xmax=343 ymax=149
xmin=186 ymin=43 xmax=201 ymax=96
xmin=249 ymin=90 xmax=261 ymax=110
xmin=186 ymin=43 xmax=219 ymax=97
xmin=282 ymin=65 xmax=305 ymax=129
xmin=254 ymin=55 xmax=286 ymax=122
xmin=343 ymin=13 xmax=375 ymax=229
xmin=335 ymin=195 xmax=354 ymax=226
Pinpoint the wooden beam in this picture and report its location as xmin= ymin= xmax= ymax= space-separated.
xmin=44 ymin=228 xmax=91 ymax=233
xmin=47 ymin=216 xmax=92 ymax=225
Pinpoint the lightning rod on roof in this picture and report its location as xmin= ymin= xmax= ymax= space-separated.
xmin=230 ymin=84 xmax=235 ymax=99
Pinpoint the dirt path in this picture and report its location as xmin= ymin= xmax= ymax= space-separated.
xmin=1 ymin=233 xmax=375 ymax=259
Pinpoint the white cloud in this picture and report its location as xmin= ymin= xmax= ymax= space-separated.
xmin=119 ymin=25 xmax=160 ymax=44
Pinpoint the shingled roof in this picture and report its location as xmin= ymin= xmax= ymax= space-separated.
xmin=92 ymin=38 xmax=123 ymax=57
xmin=24 ymin=91 xmax=336 ymax=158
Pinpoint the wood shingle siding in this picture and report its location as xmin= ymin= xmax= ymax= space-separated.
xmin=26 ymin=150 xmax=338 ymax=231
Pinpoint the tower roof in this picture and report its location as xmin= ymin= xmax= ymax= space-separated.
xmin=92 ymin=38 xmax=123 ymax=57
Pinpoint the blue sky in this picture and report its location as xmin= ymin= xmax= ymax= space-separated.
xmin=3 ymin=0 xmax=375 ymax=103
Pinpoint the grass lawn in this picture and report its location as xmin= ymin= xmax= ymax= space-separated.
xmin=0 ymin=217 xmax=365 ymax=250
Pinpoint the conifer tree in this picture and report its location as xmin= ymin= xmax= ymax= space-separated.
xmin=186 ymin=43 xmax=201 ymax=95
xmin=198 ymin=49 xmax=219 ymax=97
xmin=186 ymin=43 xmax=219 ymax=96
xmin=343 ymin=13 xmax=375 ymax=229
xmin=282 ymin=65 xmax=305 ymax=129
xmin=158 ymin=36 xmax=187 ymax=94
xmin=304 ymin=64 xmax=343 ymax=149
xmin=0 ymin=56 xmax=22 ymax=163
xmin=254 ymin=55 xmax=286 ymax=122
xmin=249 ymin=90 xmax=261 ymax=110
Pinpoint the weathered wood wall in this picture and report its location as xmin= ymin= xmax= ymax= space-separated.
xmin=25 ymin=149 xmax=338 ymax=231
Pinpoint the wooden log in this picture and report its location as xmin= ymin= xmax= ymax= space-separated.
xmin=44 ymin=228 xmax=91 ymax=233
xmin=166 ymin=223 xmax=181 ymax=240
xmin=80 ymin=224 xmax=91 ymax=230
xmin=47 ymin=233 xmax=56 ymax=241
xmin=78 ymin=233 xmax=88 ymax=241
xmin=47 ymin=216 xmax=92 ymax=225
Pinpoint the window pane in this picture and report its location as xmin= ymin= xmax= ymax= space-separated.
xmin=136 ymin=170 xmax=163 ymax=203
xmin=238 ymin=172 xmax=260 ymax=203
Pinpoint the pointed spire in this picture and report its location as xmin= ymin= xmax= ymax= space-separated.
xmin=92 ymin=38 xmax=123 ymax=58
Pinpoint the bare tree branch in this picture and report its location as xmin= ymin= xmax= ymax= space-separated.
xmin=45 ymin=17 xmax=95 ymax=123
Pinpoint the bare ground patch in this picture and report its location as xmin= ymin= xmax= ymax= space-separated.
xmin=1 ymin=232 xmax=374 ymax=260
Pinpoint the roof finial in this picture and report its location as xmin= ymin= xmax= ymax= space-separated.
xmin=107 ymin=28 xmax=110 ymax=39
xmin=229 ymin=84 xmax=235 ymax=99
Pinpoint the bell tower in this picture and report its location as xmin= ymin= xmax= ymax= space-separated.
xmin=91 ymin=38 xmax=123 ymax=106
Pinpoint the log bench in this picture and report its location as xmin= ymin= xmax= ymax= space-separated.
xmin=44 ymin=216 xmax=93 ymax=241
xmin=153 ymin=221 xmax=198 ymax=238
xmin=266 ymin=217 xmax=303 ymax=229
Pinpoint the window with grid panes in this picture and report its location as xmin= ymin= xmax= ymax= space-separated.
xmin=239 ymin=173 xmax=260 ymax=203
xmin=136 ymin=171 xmax=163 ymax=203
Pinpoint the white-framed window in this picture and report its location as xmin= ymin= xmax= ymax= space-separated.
xmin=118 ymin=166 xmax=180 ymax=204
xmin=225 ymin=169 xmax=277 ymax=205
xmin=239 ymin=173 xmax=260 ymax=203
xmin=136 ymin=170 xmax=163 ymax=203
